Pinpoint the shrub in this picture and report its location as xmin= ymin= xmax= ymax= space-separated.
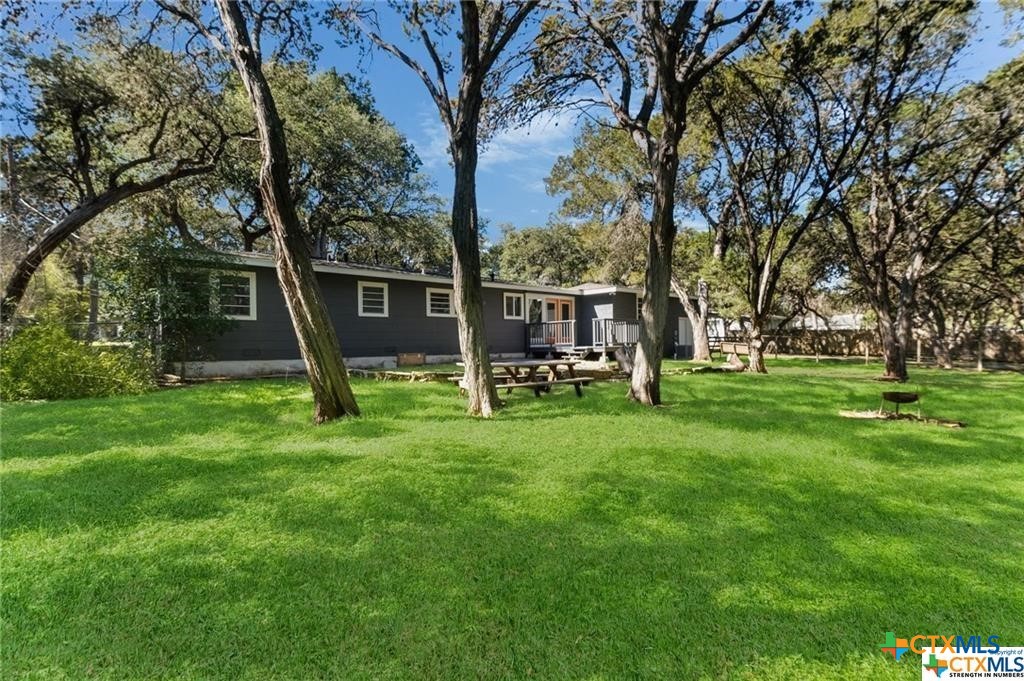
xmin=0 ymin=324 xmax=154 ymax=401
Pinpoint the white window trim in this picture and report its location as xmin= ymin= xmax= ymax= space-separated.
xmin=215 ymin=270 xmax=257 ymax=321
xmin=358 ymin=280 xmax=389 ymax=318
xmin=503 ymin=292 xmax=525 ymax=320
xmin=425 ymin=287 xmax=455 ymax=318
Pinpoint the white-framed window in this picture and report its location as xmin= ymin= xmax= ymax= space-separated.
xmin=425 ymin=287 xmax=455 ymax=317
xmin=358 ymin=281 xmax=389 ymax=317
xmin=503 ymin=292 xmax=524 ymax=320
xmin=216 ymin=271 xmax=257 ymax=320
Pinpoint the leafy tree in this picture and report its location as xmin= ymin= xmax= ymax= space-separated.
xmin=497 ymin=223 xmax=590 ymax=287
xmin=824 ymin=2 xmax=1021 ymax=382
xmin=340 ymin=0 xmax=538 ymax=417
xmin=690 ymin=42 xmax=868 ymax=373
xmin=546 ymin=119 xmax=717 ymax=359
xmin=0 ymin=36 xmax=227 ymax=324
xmin=915 ymin=57 xmax=1024 ymax=366
xmin=520 ymin=0 xmax=777 ymax=404
xmin=5 ymin=258 xmax=89 ymax=330
xmin=215 ymin=64 xmax=441 ymax=262
xmin=156 ymin=0 xmax=362 ymax=421
xmin=92 ymin=224 xmax=237 ymax=376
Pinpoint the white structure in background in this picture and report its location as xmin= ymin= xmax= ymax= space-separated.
xmin=787 ymin=312 xmax=867 ymax=331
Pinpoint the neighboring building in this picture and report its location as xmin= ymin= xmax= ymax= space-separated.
xmin=184 ymin=251 xmax=696 ymax=376
xmin=786 ymin=312 xmax=867 ymax=331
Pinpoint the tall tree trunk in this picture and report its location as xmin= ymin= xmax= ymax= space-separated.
xmin=747 ymin=317 xmax=768 ymax=374
xmin=925 ymin=302 xmax=953 ymax=369
xmin=216 ymin=0 xmax=359 ymax=422
xmin=975 ymin=307 xmax=988 ymax=372
xmin=2 ymin=193 xmax=122 ymax=324
xmin=630 ymin=136 xmax=680 ymax=405
xmin=931 ymin=334 xmax=952 ymax=369
xmin=451 ymin=136 xmax=500 ymax=417
xmin=671 ymin=276 xmax=711 ymax=361
xmin=877 ymin=310 xmax=908 ymax=382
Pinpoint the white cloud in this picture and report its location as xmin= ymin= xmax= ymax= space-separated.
xmin=408 ymin=108 xmax=579 ymax=203
xmin=411 ymin=112 xmax=451 ymax=170
xmin=479 ymin=111 xmax=577 ymax=169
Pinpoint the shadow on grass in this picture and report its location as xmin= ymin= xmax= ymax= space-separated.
xmin=2 ymin=368 xmax=1022 ymax=678
xmin=0 ymin=379 xmax=445 ymax=461
xmin=4 ymin=442 xmax=1021 ymax=678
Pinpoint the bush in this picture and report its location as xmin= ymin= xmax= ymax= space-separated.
xmin=0 ymin=324 xmax=154 ymax=401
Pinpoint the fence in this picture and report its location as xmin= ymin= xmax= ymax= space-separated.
xmin=760 ymin=328 xmax=1024 ymax=364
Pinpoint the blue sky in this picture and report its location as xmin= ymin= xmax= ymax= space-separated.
xmin=316 ymin=14 xmax=577 ymax=241
xmin=316 ymin=2 xmax=1021 ymax=241
xmin=10 ymin=2 xmax=1020 ymax=242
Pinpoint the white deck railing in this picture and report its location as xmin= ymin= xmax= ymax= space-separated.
xmin=527 ymin=320 xmax=576 ymax=347
xmin=592 ymin=318 xmax=640 ymax=348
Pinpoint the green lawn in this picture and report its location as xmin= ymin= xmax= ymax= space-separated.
xmin=2 ymin=360 xmax=1022 ymax=679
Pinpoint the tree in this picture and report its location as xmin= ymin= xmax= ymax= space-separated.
xmin=546 ymin=119 xmax=717 ymax=360
xmin=157 ymin=0 xmax=361 ymax=421
xmin=824 ymin=1 xmax=1020 ymax=381
xmin=215 ymin=64 xmax=442 ymax=263
xmin=92 ymin=224 xmax=238 ymax=376
xmin=497 ymin=223 xmax=590 ymax=287
xmin=915 ymin=56 xmax=1024 ymax=366
xmin=691 ymin=42 xmax=870 ymax=373
xmin=521 ymin=0 xmax=776 ymax=404
xmin=0 ymin=38 xmax=227 ymax=324
xmin=341 ymin=1 xmax=538 ymax=417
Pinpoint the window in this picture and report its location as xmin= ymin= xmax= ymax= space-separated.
xmin=358 ymin=281 xmax=389 ymax=317
xmin=636 ymin=293 xmax=643 ymax=320
xmin=503 ymin=292 xmax=524 ymax=320
xmin=217 ymin=271 xmax=257 ymax=320
xmin=425 ymin=287 xmax=455 ymax=317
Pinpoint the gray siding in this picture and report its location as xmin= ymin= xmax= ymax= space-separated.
xmin=207 ymin=267 xmax=530 ymax=361
xmin=665 ymin=296 xmax=687 ymax=357
xmin=204 ymin=267 xmax=686 ymax=362
xmin=577 ymin=294 xmax=608 ymax=346
xmin=612 ymin=291 xmax=639 ymax=319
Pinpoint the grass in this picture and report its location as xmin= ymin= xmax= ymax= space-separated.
xmin=2 ymin=359 xmax=1022 ymax=680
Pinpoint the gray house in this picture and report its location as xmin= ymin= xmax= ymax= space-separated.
xmin=186 ymin=251 xmax=694 ymax=376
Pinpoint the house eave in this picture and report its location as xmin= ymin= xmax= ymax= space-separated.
xmin=221 ymin=251 xmax=579 ymax=296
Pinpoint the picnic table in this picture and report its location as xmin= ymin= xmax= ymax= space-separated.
xmin=455 ymin=358 xmax=592 ymax=397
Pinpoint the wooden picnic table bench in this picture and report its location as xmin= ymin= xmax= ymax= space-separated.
xmin=455 ymin=359 xmax=592 ymax=397
xmin=720 ymin=340 xmax=751 ymax=356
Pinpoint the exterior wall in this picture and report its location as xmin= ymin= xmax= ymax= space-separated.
xmin=664 ymin=297 xmax=687 ymax=357
xmin=205 ymin=267 xmax=531 ymax=365
xmin=613 ymin=291 xmax=640 ymax=319
xmin=196 ymin=264 xmax=686 ymax=375
xmin=578 ymin=292 xmax=639 ymax=346
xmin=577 ymin=294 xmax=609 ymax=347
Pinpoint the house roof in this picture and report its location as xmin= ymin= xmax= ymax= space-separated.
xmin=224 ymin=251 xmax=582 ymax=296
xmin=219 ymin=251 xmax=691 ymax=300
